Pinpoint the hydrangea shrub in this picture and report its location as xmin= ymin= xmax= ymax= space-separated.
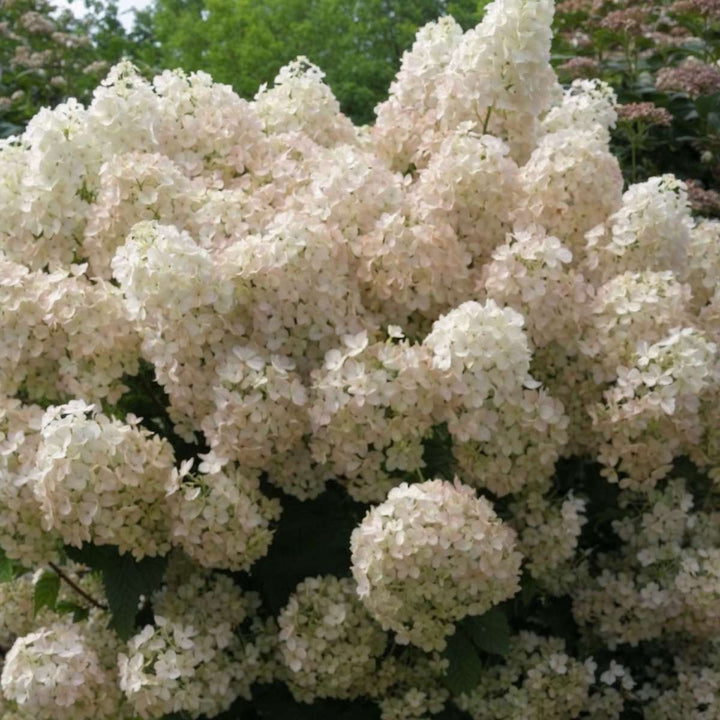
xmin=0 ymin=0 xmax=718 ymax=717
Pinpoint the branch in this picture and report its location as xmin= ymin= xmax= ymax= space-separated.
xmin=49 ymin=562 xmax=108 ymax=611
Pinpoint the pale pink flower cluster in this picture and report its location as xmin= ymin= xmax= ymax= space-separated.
xmin=644 ymin=646 xmax=720 ymax=719
xmin=510 ymin=490 xmax=587 ymax=593
xmin=166 ymin=459 xmax=281 ymax=571
xmin=424 ymin=302 xmax=568 ymax=496
xmin=7 ymin=400 xmax=281 ymax=568
xmin=0 ymin=399 xmax=60 ymax=564
xmin=0 ymin=255 xmax=139 ymax=405
xmin=592 ymin=328 xmax=717 ymax=488
xmin=584 ymin=174 xmax=693 ymax=283
xmin=0 ymin=0 xmax=718 ymax=714
xmin=32 ymin=401 xmax=178 ymax=559
xmin=309 ymin=333 xmax=436 ymax=502
xmin=350 ymin=479 xmax=522 ymax=651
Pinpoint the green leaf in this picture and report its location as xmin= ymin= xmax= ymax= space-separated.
xmin=422 ymin=423 xmax=455 ymax=480
xmin=0 ymin=548 xmax=15 ymax=583
xmin=34 ymin=571 xmax=60 ymax=615
xmin=443 ymin=629 xmax=485 ymax=696
xmin=251 ymin=484 xmax=364 ymax=615
xmin=519 ymin=574 xmax=541 ymax=607
xmin=65 ymin=544 xmax=167 ymax=640
xmin=105 ymin=553 xmax=167 ymax=640
xmin=462 ymin=607 xmax=511 ymax=656
xmin=55 ymin=600 xmax=91 ymax=623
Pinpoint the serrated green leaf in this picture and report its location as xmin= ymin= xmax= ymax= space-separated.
xmin=462 ymin=607 xmax=511 ymax=656
xmin=34 ymin=571 xmax=60 ymax=615
xmin=66 ymin=544 xmax=167 ymax=640
xmin=443 ymin=629 xmax=485 ymax=696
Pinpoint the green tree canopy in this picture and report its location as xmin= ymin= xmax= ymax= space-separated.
xmin=136 ymin=0 xmax=484 ymax=124
xmin=0 ymin=0 xmax=138 ymax=136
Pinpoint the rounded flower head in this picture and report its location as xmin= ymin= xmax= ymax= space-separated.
xmin=1 ymin=622 xmax=121 ymax=720
xmin=277 ymin=575 xmax=387 ymax=702
xmin=33 ymin=401 xmax=177 ymax=558
xmin=119 ymin=568 xmax=266 ymax=719
xmin=167 ymin=459 xmax=281 ymax=572
xmin=350 ymin=479 xmax=522 ymax=651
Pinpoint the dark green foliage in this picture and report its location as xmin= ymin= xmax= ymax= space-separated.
xmin=443 ymin=629 xmax=487 ymax=696
xmin=249 ymin=482 xmax=367 ymax=614
xmin=115 ymin=359 xmax=209 ymax=463
xmin=442 ymin=608 xmax=511 ymax=695
xmin=66 ymin=544 xmax=167 ymax=640
xmin=54 ymin=599 xmax=91 ymax=623
xmin=33 ymin=569 xmax=60 ymax=615
xmin=0 ymin=548 xmax=17 ymax=583
xmin=422 ymin=423 xmax=456 ymax=481
xmin=462 ymin=607 xmax=511 ymax=657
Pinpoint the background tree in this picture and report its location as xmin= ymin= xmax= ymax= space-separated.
xmin=0 ymin=0 xmax=138 ymax=137
xmin=136 ymin=0 xmax=484 ymax=124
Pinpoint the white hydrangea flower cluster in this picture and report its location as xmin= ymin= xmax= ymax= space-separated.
xmin=584 ymin=174 xmax=693 ymax=283
xmin=0 ymin=564 xmax=141 ymax=720
xmin=0 ymin=566 xmax=109 ymax=653
xmin=119 ymin=567 xmax=266 ymax=719
xmin=411 ymin=130 xmax=521 ymax=266
xmin=510 ymin=490 xmax=587 ymax=594
xmin=0 ymin=573 xmax=37 ymax=649
xmin=0 ymin=254 xmax=139 ymax=404
xmin=1 ymin=621 xmax=123 ymax=720
xmin=111 ymin=220 xmax=236 ymax=436
xmin=309 ymin=333 xmax=436 ymax=502
xmin=573 ymin=479 xmax=720 ymax=646
xmin=580 ymin=270 xmax=693 ymax=382
xmin=277 ymin=575 xmax=387 ymax=702
xmin=84 ymin=152 xmax=204 ymax=278
xmin=166 ymin=459 xmax=281 ymax=571
xmin=686 ymin=218 xmax=720 ymax=310
xmin=644 ymin=645 xmax=720 ymax=720
xmin=203 ymin=345 xmax=310 ymax=478
xmin=591 ymin=327 xmax=717 ymax=487
xmin=439 ymin=0 xmax=558 ymax=161
xmin=32 ymin=401 xmax=179 ymax=558
xmin=481 ymin=224 xmax=591 ymax=351
xmin=252 ymin=58 xmax=356 ymax=147
xmin=518 ymin=122 xmax=623 ymax=254
xmin=424 ymin=301 xmax=568 ymax=496
xmin=372 ymin=16 xmax=464 ymax=171
xmin=0 ymin=398 xmax=61 ymax=564
xmin=350 ymin=479 xmax=521 ymax=651
xmin=372 ymin=649 xmax=450 ymax=720
xmin=0 ymin=0 xmax=719 ymax=715
xmin=455 ymin=632 xmax=632 ymax=720
xmin=541 ymin=79 xmax=617 ymax=142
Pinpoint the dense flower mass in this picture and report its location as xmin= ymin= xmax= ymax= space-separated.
xmin=0 ymin=0 xmax=718 ymax=716
xmin=118 ymin=566 xmax=267 ymax=719
xmin=277 ymin=575 xmax=387 ymax=701
xmin=351 ymin=479 xmax=522 ymax=651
